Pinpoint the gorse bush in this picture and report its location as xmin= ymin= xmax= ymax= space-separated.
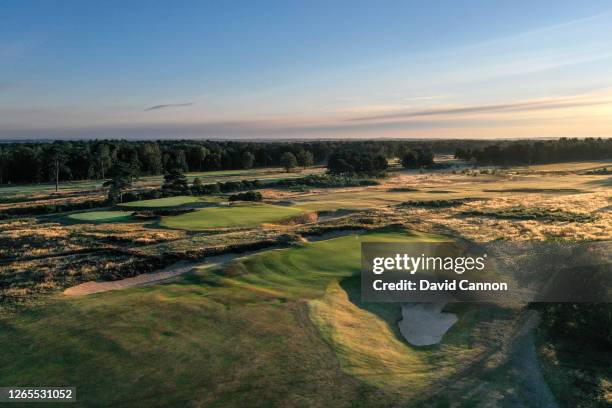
xmin=269 ymin=174 xmax=379 ymax=189
xmin=228 ymin=191 xmax=263 ymax=202
xmin=461 ymin=207 xmax=597 ymax=223
xmin=401 ymin=199 xmax=466 ymax=208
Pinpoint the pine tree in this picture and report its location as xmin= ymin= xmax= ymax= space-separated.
xmin=162 ymin=168 xmax=189 ymax=196
xmin=103 ymin=162 xmax=134 ymax=203
xmin=280 ymin=152 xmax=297 ymax=172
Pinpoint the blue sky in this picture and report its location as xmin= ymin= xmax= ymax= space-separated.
xmin=1 ymin=0 xmax=612 ymax=139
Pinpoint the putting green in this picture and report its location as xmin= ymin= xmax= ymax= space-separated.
xmin=159 ymin=203 xmax=307 ymax=230
xmin=66 ymin=210 xmax=134 ymax=223
xmin=119 ymin=195 xmax=217 ymax=208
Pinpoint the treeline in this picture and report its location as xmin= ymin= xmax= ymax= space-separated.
xmin=327 ymin=151 xmax=388 ymax=175
xmin=455 ymin=138 xmax=612 ymax=165
xmin=0 ymin=138 xmax=609 ymax=185
xmin=0 ymin=173 xmax=379 ymax=218
xmin=0 ymin=139 xmax=475 ymax=185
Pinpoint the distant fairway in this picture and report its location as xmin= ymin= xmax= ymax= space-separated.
xmin=66 ymin=210 xmax=134 ymax=224
xmin=0 ymin=166 xmax=325 ymax=199
xmin=119 ymin=195 xmax=219 ymax=209
xmin=159 ymin=203 xmax=307 ymax=230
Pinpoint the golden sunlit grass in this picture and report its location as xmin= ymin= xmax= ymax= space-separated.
xmin=1 ymin=159 xmax=610 ymax=405
xmin=309 ymin=282 xmax=431 ymax=393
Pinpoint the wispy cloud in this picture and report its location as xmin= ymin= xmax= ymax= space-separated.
xmin=144 ymin=102 xmax=194 ymax=111
xmin=346 ymin=96 xmax=612 ymax=122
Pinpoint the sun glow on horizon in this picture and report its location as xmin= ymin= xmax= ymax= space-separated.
xmin=1 ymin=1 xmax=612 ymax=140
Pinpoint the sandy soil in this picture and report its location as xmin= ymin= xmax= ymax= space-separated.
xmin=304 ymin=229 xmax=367 ymax=242
xmin=509 ymin=311 xmax=559 ymax=408
xmin=63 ymin=251 xmax=266 ymax=296
xmin=397 ymin=302 xmax=458 ymax=346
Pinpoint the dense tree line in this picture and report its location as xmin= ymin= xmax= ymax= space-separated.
xmin=0 ymin=139 xmax=446 ymax=185
xmin=0 ymin=138 xmax=609 ymax=185
xmin=401 ymin=148 xmax=434 ymax=168
xmin=455 ymin=138 xmax=612 ymax=165
xmin=327 ymin=151 xmax=388 ymax=175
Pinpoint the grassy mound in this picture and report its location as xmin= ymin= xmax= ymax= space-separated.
xmin=159 ymin=203 xmax=307 ymax=230
xmin=65 ymin=210 xmax=134 ymax=224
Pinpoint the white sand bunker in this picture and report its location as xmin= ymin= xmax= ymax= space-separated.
xmin=398 ymin=303 xmax=458 ymax=346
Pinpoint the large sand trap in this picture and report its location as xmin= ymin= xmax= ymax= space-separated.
xmin=398 ymin=303 xmax=458 ymax=346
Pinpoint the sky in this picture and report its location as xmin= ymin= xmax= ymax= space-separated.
xmin=1 ymin=0 xmax=612 ymax=140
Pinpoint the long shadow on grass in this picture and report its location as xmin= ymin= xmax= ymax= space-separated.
xmin=0 ymin=302 xmax=180 ymax=406
xmin=338 ymin=276 xmax=530 ymax=405
xmin=482 ymin=187 xmax=584 ymax=194
xmin=586 ymin=176 xmax=612 ymax=187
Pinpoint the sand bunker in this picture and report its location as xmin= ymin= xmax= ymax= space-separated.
xmin=398 ymin=303 xmax=458 ymax=346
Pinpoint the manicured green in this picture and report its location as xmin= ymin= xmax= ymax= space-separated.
xmin=119 ymin=195 xmax=214 ymax=208
xmin=159 ymin=203 xmax=306 ymax=230
xmin=65 ymin=210 xmax=134 ymax=223
xmin=211 ymin=230 xmax=443 ymax=299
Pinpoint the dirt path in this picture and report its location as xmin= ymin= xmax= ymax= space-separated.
xmin=303 ymin=229 xmax=366 ymax=242
xmin=510 ymin=311 xmax=559 ymax=408
xmin=64 ymin=229 xmax=366 ymax=296
xmin=63 ymin=249 xmax=272 ymax=296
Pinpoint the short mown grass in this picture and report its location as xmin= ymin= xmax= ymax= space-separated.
xmin=65 ymin=210 xmax=135 ymax=224
xmin=159 ymin=203 xmax=307 ymax=230
xmin=119 ymin=195 xmax=209 ymax=209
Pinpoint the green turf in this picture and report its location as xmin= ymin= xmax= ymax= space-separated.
xmin=0 ymin=230 xmax=517 ymax=406
xmin=118 ymin=195 xmax=216 ymax=208
xmin=0 ymin=167 xmax=325 ymax=199
xmin=206 ymin=230 xmax=443 ymax=299
xmin=159 ymin=203 xmax=306 ymax=230
xmin=65 ymin=210 xmax=135 ymax=224
xmin=0 ymin=231 xmax=421 ymax=406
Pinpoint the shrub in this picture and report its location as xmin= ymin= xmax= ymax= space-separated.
xmin=269 ymin=174 xmax=379 ymax=189
xmin=461 ymin=207 xmax=596 ymax=223
xmin=401 ymin=199 xmax=466 ymax=208
xmin=228 ymin=191 xmax=263 ymax=202
xmin=387 ymin=187 xmax=418 ymax=192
